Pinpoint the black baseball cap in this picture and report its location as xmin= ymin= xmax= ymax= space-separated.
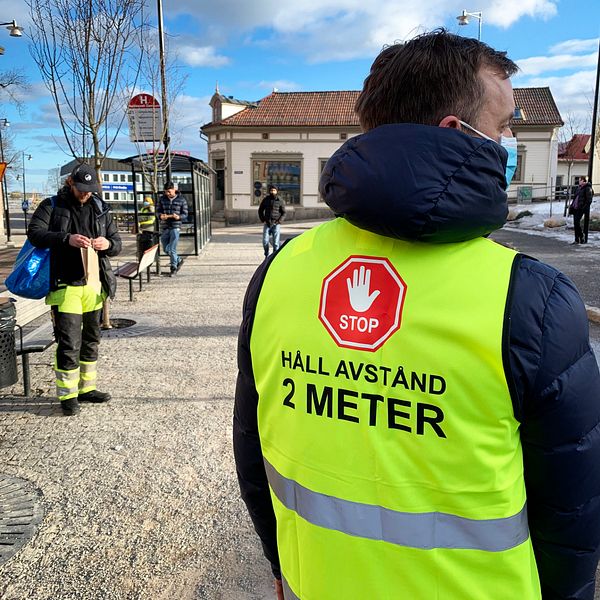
xmin=70 ymin=163 xmax=99 ymax=193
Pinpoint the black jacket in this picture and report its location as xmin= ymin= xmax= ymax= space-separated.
xmin=234 ymin=124 xmax=600 ymax=598
xmin=258 ymin=194 xmax=285 ymax=225
xmin=156 ymin=191 xmax=188 ymax=229
xmin=27 ymin=187 xmax=122 ymax=299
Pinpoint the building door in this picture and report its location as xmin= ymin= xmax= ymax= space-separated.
xmin=214 ymin=158 xmax=225 ymax=211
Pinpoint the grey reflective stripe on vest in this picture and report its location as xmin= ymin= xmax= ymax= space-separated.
xmin=265 ymin=459 xmax=529 ymax=552
xmin=282 ymin=576 xmax=300 ymax=600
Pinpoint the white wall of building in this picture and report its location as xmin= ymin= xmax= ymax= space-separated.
xmin=208 ymin=129 xmax=359 ymax=220
xmin=509 ymin=128 xmax=558 ymax=202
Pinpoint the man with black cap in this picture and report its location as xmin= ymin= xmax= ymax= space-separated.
xmin=157 ymin=181 xmax=188 ymax=276
xmin=258 ymin=184 xmax=286 ymax=258
xmin=28 ymin=162 xmax=122 ymax=415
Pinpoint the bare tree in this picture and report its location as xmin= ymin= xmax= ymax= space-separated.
xmin=26 ymin=0 xmax=148 ymax=180
xmin=558 ymin=112 xmax=589 ymax=214
xmin=0 ymin=68 xmax=30 ymax=113
xmin=131 ymin=34 xmax=187 ymax=208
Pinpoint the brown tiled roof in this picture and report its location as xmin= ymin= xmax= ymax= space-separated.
xmin=511 ymin=88 xmax=563 ymax=127
xmin=204 ymin=88 xmax=563 ymax=129
xmin=205 ymin=91 xmax=361 ymax=128
xmin=558 ymin=133 xmax=590 ymax=161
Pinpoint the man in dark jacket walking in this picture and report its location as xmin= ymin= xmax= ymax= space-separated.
xmin=234 ymin=31 xmax=600 ymax=600
xmin=157 ymin=181 xmax=188 ymax=276
xmin=258 ymin=184 xmax=285 ymax=258
xmin=571 ymin=176 xmax=594 ymax=244
xmin=28 ymin=163 xmax=122 ymax=416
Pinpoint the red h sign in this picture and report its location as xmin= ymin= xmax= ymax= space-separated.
xmin=319 ymin=256 xmax=407 ymax=351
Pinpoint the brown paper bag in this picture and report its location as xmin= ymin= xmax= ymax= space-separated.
xmin=81 ymin=247 xmax=102 ymax=296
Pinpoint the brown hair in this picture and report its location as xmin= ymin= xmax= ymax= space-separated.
xmin=355 ymin=29 xmax=518 ymax=131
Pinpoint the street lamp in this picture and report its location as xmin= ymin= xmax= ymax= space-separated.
xmin=456 ymin=10 xmax=483 ymax=41
xmin=0 ymin=118 xmax=10 ymax=241
xmin=0 ymin=21 xmax=24 ymax=37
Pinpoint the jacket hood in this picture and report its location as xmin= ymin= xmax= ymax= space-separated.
xmin=319 ymin=123 xmax=510 ymax=243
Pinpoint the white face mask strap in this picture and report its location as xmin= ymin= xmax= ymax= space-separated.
xmin=458 ymin=120 xmax=493 ymax=142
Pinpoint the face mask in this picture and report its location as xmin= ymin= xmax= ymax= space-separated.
xmin=459 ymin=120 xmax=518 ymax=189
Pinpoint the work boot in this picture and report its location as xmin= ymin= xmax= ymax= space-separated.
xmin=78 ymin=390 xmax=111 ymax=403
xmin=61 ymin=397 xmax=80 ymax=416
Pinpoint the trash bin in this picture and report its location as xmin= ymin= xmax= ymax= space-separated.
xmin=0 ymin=299 xmax=18 ymax=389
xmin=136 ymin=230 xmax=160 ymax=262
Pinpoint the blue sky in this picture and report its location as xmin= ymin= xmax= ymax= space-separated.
xmin=0 ymin=0 xmax=599 ymax=193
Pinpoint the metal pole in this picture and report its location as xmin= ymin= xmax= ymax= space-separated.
xmin=22 ymin=151 xmax=27 ymax=232
xmin=157 ymin=0 xmax=171 ymax=183
xmin=478 ymin=14 xmax=482 ymax=41
xmin=0 ymin=123 xmax=10 ymax=241
xmin=584 ymin=38 xmax=600 ymax=243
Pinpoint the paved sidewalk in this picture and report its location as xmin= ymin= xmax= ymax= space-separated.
xmin=1 ymin=220 xmax=599 ymax=599
xmin=0 ymin=224 xmax=282 ymax=600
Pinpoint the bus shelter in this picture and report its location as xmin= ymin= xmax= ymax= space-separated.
xmin=119 ymin=153 xmax=212 ymax=256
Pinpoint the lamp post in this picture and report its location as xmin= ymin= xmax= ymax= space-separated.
xmin=456 ymin=10 xmax=483 ymax=40
xmin=583 ymin=38 xmax=600 ymax=243
xmin=157 ymin=0 xmax=172 ymax=183
xmin=0 ymin=118 xmax=10 ymax=241
xmin=19 ymin=152 xmax=32 ymax=231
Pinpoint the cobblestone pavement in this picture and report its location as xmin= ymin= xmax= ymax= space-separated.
xmin=0 ymin=224 xmax=283 ymax=600
xmin=1 ymin=220 xmax=600 ymax=599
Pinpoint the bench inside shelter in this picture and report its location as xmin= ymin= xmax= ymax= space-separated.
xmin=114 ymin=244 xmax=159 ymax=301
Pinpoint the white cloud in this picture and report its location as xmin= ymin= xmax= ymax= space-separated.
xmin=519 ymin=69 xmax=596 ymax=126
xmin=482 ymin=0 xmax=557 ymax=27
xmin=550 ymin=38 xmax=599 ymax=55
xmin=516 ymin=52 xmax=598 ymax=76
xmin=165 ymin=0 xmax=560 ymax=62
xmin=176 ymin=44 xmax=231 ymax=68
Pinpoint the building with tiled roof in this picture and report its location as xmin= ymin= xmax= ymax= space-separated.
xmin=202 ymin=87 xmax=564 ymax=222
xmin=557 ymin=134 xmax=591 ymax=188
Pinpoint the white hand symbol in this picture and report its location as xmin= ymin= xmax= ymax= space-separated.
xmin=346 ymin=266 xmax=380 ymax=312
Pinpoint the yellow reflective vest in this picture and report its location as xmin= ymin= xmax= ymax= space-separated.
xmin=251 ymin=218 xmax=541 ymax=600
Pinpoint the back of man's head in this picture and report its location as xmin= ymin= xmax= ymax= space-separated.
xmin=355 ymin=29 xmax=518 ymax=131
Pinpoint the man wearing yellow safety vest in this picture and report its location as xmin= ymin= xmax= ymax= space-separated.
xmin=28 ymin=163 xmax=122 ymax=416
xmin=139 ymin=196 xmax=156 ymax=231
xmin=234 ymin=30 xmax=600 ymax=600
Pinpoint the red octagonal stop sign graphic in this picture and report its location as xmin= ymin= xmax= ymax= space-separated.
xmin=319 ymin=256 xmax=407 ymax=352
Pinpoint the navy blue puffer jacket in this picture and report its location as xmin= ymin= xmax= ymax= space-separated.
xmin=234 ymin=124 xmax=600 ymax=599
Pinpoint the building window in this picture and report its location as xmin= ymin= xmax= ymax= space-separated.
xmin=510 ymin=144 xmax=526 ymax=184
xmin=104 ymin=192 xmax=110 ymax=200
xmin=215 ymin=133 xmax=221 ymax=141
xmin=262 ymin=133 xmax=269 ymax=140
xmin=252 ymin=160 xmax=301 ymax=205
xmin=113 ymin=192 xmax=119 ymax=200
xmin=112 ymin=174 xmax=118 ymax=182
xmin=340 ymin=133 xmax=347 ymax=140
xmin=127 ymin=175 xmax=133 ymax=182
xmin=120 ymin=174 xmax=126 ymax=182
xmin=103 ymin=173 xmax=109 ymax=182
xmin=318 ymin=158 xmax=329 ymax=202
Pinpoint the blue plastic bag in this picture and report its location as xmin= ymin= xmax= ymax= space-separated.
xmin=4 ymin=240 xmax=51 ymax=299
